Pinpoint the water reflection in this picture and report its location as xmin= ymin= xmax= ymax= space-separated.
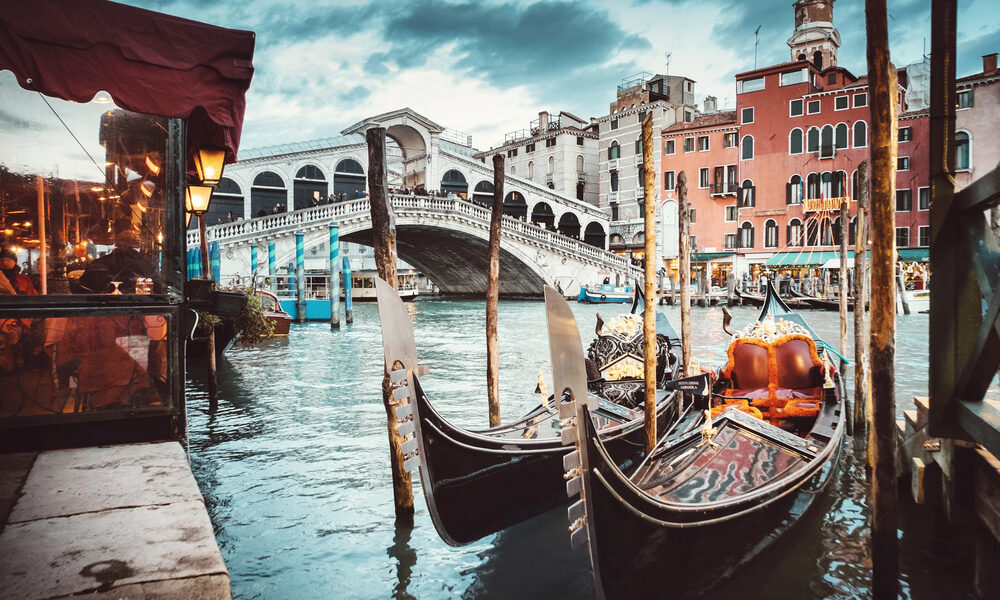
xmin=186 ymin=300 xmax=955 ymax=600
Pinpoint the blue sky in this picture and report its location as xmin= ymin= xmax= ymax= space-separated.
xmin=125 ymin=0 xmax=997 ymax=153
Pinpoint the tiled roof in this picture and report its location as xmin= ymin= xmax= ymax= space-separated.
xmin=842 ymin=75 xmax=869 ymax=89
xmin=663 ymin=111 xmax=737 ymax=133
xmin=736 ymin=61 xmax=807 ymax=78
xmin=899 ymin=109 xmax=930 ymax=119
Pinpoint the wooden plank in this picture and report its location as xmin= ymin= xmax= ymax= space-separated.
xmin=958 ymin=399 xmax=1000 ymax=460
xmin=973 ymin=448 xmax=1000 ymax=542
xmin=486 ymin=154 xmax=504 ymax=427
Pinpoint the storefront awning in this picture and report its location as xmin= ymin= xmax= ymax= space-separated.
xmin=0 ymin=0 xmax=256 ymax=162
xmin=692 ymin=252 xmax=737 ymax=262
xmin=765 ymin=250 xmax=845 ymax=267
xmin=898 ymin=248 xmax=929 ymax=262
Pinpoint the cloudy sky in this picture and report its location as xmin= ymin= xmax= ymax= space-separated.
xmin=123 ymin=0 xmax=995 ymax=153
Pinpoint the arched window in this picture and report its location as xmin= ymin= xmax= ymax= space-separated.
xmin=584 ymin=222 xmax=606 ymax=248
xmin=548 ymin=156 xmax=555 ymax=175
xmin=821 ymin=171 xmax=833 ymax=198
xmin=740 ymin=179 xmax=756 ymax=207
xmin=789 ymin=128 xmax=803 ymax=154
xmin=787 ymin=218 xmax=804 ymax=247
xmin=741 ymin=135 xmax=754 ymax=160
xmin=956 ymin=131 xmax=971 ymax=170
xmin=739 ymin=221 xmax=754 ymax=248
xmin=293 ymin=163 xmax=328 ymax=210
xmin=807 ymin=127 xmax=820 ymax=153
xmin=473 ymin=180 xmax=494 ymax=206
xmin=527 ymin=161 xmax=534 ymax=179
xmin=558 ymin=212 xmax=581 ymax=239
xmin=813 ymin=50 xmax=823 ymax=69
xmin=333 ymin=159 xmax=365 ymax=199
xmin=440 ymin=169 xmax=468 ymax=196
xmin=212 ymin=177 xmax=245 ymax=223
xmin=251 ymin=170 xmax=287 ymax=216
xmin=788 ymin=174 xmax=803 ymax=205
xmin=835 ymin=123 xmax=849 ymax=149
xmin=807 ymin=173 xmax=821 ymax=199
xmin=853 ymin=121 xmax=868 ymax=148
xmin=833 ymin=170 xmax=848 ymax=197
xmin=821 ymin=125 xmax=834 ymax=157
xmin=764 ymin=219 xmax=778 ymax=248
xmin=832 ymin=216 xmax=845 ymax=246
xmin=610 ymin=171 xmax=619 ymax=192
xmin=576 ymin=155 xmax=584 ymax=174
xmin=608 ymin=141 xmax=620 ymax=160
xmin=852 ymin=170 xmax=859 ymax=200
xmin=531 ymin=201 xmax=555 ymax=229
xmin=820 ymin=216 xmax=834 ymax=246
xmin=510 ymin=165 xmax=516 ymax=175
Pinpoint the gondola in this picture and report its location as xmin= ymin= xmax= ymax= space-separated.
xmin=375 ymin=277 xmax=691 ymax=546
xmin=552 ymin=280 xmax=845 ymax=599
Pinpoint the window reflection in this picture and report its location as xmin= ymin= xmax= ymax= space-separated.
xmin=1 ymin=72 xmax=170 ymax=298
xmin=0 ymin=314 xmax=170 ymax=416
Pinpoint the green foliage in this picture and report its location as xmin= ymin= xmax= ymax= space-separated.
xmin=197 ymin=288 xmax=274 ymax=347
xmin=196 ymin=311 xmax=221 ymax=336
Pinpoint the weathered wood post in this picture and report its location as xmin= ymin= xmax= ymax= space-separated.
xmin=330 ymin=222 xmax=341 ymax=329
xmin=669 ymin=275 xmax=676 ymax=306
xmin=896 ymin=264 xmax=911 ymax=315
xmin=486 ymin=154 xmax=504 ymax=427
xmin=727 ymin=272 xmax=736 ymax=306
xmin=368 ymin=125 xmax=413 ymax=519
xmin=295 ymin=230 xmax=306 ymax=323
xmin=854 ymin=161 xmax=871 ymax=434
xmin=642 ymin=113 xmax=657 ymax=453
xmin=865 ymin=1 xmax=900 ymax=594
xmin=343 ymin=255 xmax=353 ymax=324
xmin=678 ymin=172 xmax=692 ymax=376
xmin=839 ymin=200 xmax=851 ymax=434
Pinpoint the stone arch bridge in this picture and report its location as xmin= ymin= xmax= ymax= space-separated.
xmin=190 ymin=195 xmax=641 ymax=298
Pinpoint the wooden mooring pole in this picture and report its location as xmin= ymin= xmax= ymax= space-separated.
xmin=486 ymin=154 xmax=504 ymax=427
xmin=367 ymin=126 xmax=413 ymax=519
xmin=343 ymin=255 xmax=354 ymax=324
xmin=641 ymin=113 xmax=657 ymax=453
xmin=678 ymin=172 xmax=692 ymax=376
xmin=854 ymin=161 xmax=871 ymax=434
xmin=839 ymin=199 xmax=851 ymax=435
xmin=865 ymin=0 xmax=900 ymax=595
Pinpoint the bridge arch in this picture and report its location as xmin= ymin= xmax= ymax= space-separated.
xmin=293 ymin=163 xmax=327 ymax=210
xmin=440 ymin=169 xmax=469 ymax=197
xmin=472 ymin=180 xmax=493 ymax=206
xmin=584 ymin=221 xmax=606 ymax=248
xmin=557 ymin=212 xmax=581 ymax=239
xmin=251 ymin=170 xmax=288 ymax=216
xmin=503 ymin=191 xmax=527 ymax=220
xmin=385 ymin=124 xmax=428 ymax=189
xmin=334 ymin=158 xmax=366 ymax=199
xmin=530 ymin=201 xmax=555 ymax=229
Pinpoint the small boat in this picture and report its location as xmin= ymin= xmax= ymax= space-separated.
xmin=552 ymin=280 xmax=845 ymax=599
xmin=733 ymin=287 xmax=764 ymax=306
xmin=256 ymin=288 xmax=292 ymax=335
xmin=578 ymin=283 xmax=635 ymax=304
xmin=375 ymin=277 xmax=690 ymax=545
xmin=347 ymin=269 xmax=419 ymax=301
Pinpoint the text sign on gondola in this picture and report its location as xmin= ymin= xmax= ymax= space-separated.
xmin=663 ymin=373 xmax=712 ymax=397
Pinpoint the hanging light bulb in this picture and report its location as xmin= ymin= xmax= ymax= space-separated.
xmin=145 ymin=155 xmax=161 ymax=176
xmin=140 ymin=180 xmax=155 ymax=198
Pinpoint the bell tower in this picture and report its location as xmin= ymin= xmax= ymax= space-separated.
xmin=787 ymin=0 xmax=841 ymax=70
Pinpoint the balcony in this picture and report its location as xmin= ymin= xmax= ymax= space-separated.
xmin=577 ymin=172 xmax=586 ymax=183
xmin=710 ymin=181 xmax=737 ymax=197
xmin=545 ymin=173 xmax=554 ymax=184
xmin=608 ymin=158 xmax=619 ymax=170
xmin=609 ymin=191 xmax=619 ymax=203
xmin=802 ymin=196 xmax=849 ymax=212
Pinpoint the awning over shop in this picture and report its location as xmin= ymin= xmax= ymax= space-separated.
xmin=898 ymin=248 xmax=929 ymax=262
xmin=692 ymin=252 xmax=737 ymax=262
xmin=0 ymin=0 xmax=256 ymax=162
xmin=765 ymin=250 xmax=845 ymax=267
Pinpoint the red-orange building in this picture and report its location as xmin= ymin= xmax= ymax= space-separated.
xmin=661 ymin=0 xmax=931 ymax=284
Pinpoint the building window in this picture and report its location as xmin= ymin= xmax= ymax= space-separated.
xmin=698 ymin=168 xmax=710 ymax=188
xmin=898 ymin=156 xmax=910 ymax=171
xmin=781 ymin=69 xmax=807 ymax=86
xmin=725 ymin=205 xmax=738 ymax=222
xmin=689 ymin=208 xmax=696 ymax=223
xmin=638 ymin=110 xmax=647 ymax=123
xmin=807 ymin=127 xmax=819 ymax=152
xmin=610 ymin=171 xmax=619 ymax=192
xmin=546 ymin=137 xmax=556 ymax=148
xmin=790 ymin=128 xmax=803 ymax=154
xmin=739 ymin=180 xmax=756 ymax=207
xmin=664 ymin=171 xmax=675 ymax=190
xmin=896 ymin=227 xmax=910 ymax=248
xmin=854 ymin=93 xmax=867 ymax=107
xmin=853 ymin=121 xmax=868 ymax=148
xmin=956 ymin=131 xmax=970 ymax=170
xmin=739 ymin=77 xmax=765 ymax=93
xmin=764 ymin=219 xmax=778 ymax=248
xmin=548 ymin=156 xmax=554 ymax=174
xmin=507 ymin=148 xmax=517 ymax=158
xmin=739 ymin=221 xmax=755 ymax=248
xmin=685 ymin=111 xmax=693 ymax=122
xmin=895 ymin=189 xmax=912 ymax=211
xmin=787 ymin=175 xmax=803 ymax=205
xmin=898 ymin=126 xmax=912 ymax=142
xmin=788 ymin=219 xmax=803 ymax=247
xmin=526 ymin=143 xmax=535 ymax=152
xmin=577 ymin=155 xmax=584 ymax=174
xmin=741 ymin=135 xmax=754 ymax=160
xmin=510 ymin=165 xmax=516 ymax=175
xmin=683 ymin=137 xmax=695 ymax=152
xmin=527 ymin=161 xmax=534 ymax=179
xmin=697 ymin=135 xmax=709 ymax=151
xmin=610 ymin=118 xmax=619 ymax=130
xmin=820 ymin=125 xmax=834 ymax=158
xmin=724 ymin=132 xmax=738 ymax=147
xmin=663 ymin=139 xmax=676 ymax=155
xmin=828 ymin=73 xmax=838 ymax=84
xmin=741 ymin=107 xmax=754 ymax=124
xmin=807 ymin=172 xmax=821 ymax=199
xmin=577 ymin=136 xmax=584 ymax=146
xmin=727 ymin=165 xmax=737 ymax=192
xmin=790 ymin=99 xmax=804 ymax=117
xmin=807 ymin=99 xmax=821 ymax=114
xmin=835 ymin=123 xmax=849 ymax=149
xmin=725 ymin=233 xmax=737 ymax=249
xmin=957 ymin=89 xmax=974 ymax=109
xmin=634 ymin=137 xmax=642 ymax=155
xmin=833 ymin=170 xmax=848 ymax=197
xmin=918 ymin=226 xmax=930 ymax=247
xmin=835 ymin=96 xmax=849 ymax=110
xmin=608 ymin=141 xmax=620 ymax=160
xmin=918 ymin=187 xmax=930 ymax=210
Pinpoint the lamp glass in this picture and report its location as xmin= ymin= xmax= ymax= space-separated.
xmin=185 ymin=185 xmax=213 ymax=214
xmin=194 ymin=146 xmax=226 ymax=185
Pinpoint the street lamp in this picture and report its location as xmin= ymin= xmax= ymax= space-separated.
xmin=186 ymin=184 xmax=213 ymax=279
xmin=193 ymin=146 xmax=227 ymax=187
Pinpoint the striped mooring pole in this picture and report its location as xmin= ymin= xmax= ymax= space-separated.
xmin=268 ymin=241 xmax=276 ymax=293
xmin=330 ymin=222 xmax=341 ymax=329
xmin=342 ymin=254 xmax=353 ymax=324
xmin=250 ymin=245 xmax=258 ymax=284
xmin=295 ymin=230 xmax=305 ymax=323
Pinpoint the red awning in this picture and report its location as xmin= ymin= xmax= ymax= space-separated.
xmin=0 ymin=0 xmax=255 ymax=163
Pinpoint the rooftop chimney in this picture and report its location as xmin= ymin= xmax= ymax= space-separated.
xmin=984 ymin=53 xmax=998 ymax=75
xmin=538 ymin=111 xmax=549 ymax=131
xmin=704 ymin=96 xmax=718 ymax=114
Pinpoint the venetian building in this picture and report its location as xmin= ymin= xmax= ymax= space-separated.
xmin=787 ymin=0 xmax=841 ymax=70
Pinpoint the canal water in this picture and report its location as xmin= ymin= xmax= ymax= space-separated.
xmin=186 ymin=300 xmax=968 ymax=599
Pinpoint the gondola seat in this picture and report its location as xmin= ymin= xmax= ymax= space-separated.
xmin=718 ymin=333 xmax=827 ymax=425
